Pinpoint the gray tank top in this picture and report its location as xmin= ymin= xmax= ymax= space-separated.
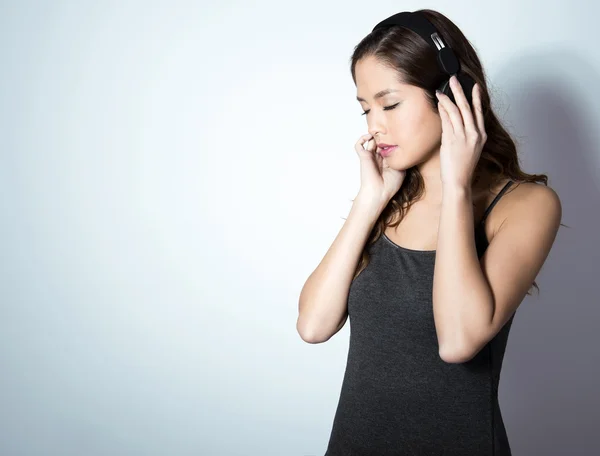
xmin=325 ymin=180 xmax=515 ymax=456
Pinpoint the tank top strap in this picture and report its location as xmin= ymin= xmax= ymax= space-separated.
xmin=478 ymin=180 xmax=514 ymax=226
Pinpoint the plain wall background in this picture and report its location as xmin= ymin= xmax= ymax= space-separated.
xmin=1 ymin=0 xmax=598 ymax=455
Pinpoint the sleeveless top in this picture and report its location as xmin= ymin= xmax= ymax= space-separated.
xmin=325 ymin=180 xmax=516 ymax=456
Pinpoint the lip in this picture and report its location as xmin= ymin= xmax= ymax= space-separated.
xmin=378 ymin=145 xmax=397 ymax=157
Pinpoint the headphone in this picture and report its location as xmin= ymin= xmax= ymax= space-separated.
xmin=371 ymin=11 xmax=476 ymax=109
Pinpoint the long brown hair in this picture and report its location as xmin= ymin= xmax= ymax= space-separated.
xmin=347 ymin=9 xmax=563 ymax=296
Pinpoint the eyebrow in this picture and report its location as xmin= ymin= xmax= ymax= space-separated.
xmin=356 ymin=89 xmax=400 ymax=102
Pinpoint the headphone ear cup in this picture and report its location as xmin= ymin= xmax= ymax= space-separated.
xmin=457 ymin=73 xmax=476 ymax=108
xmin=437 ymin=74 xmax=476 ymax=108
xmin=437 ymin=80 xmax=451 ymax=101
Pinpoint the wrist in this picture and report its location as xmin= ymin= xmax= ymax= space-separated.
xmin=353 ymin=192 xmax=387 ymax=217
xmin=442 ymin=183 xmax=471 ymax=200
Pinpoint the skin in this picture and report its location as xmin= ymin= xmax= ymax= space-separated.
xmin=355 ymin=55 xmax=512 ymax=249
xmin=355 ymin=55 xmax=446 ymax=206
xmin=354 ymin=55 xmax=562 ymax=363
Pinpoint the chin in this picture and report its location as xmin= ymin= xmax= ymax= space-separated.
xmin=387 ymin=153 xmax=415 ymax=169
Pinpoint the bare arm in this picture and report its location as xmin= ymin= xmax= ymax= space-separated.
xmin=433 ymin=183 xmax=561 ymax=363
xmin=296 ymin=193 xmax=384 ymax=344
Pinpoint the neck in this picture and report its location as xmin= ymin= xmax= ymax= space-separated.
xmin=416 ymin=148 xmax=444 ymax=205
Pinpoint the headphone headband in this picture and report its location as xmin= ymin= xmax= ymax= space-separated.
xmin=370 ymin=10 xmax=475 ymax=107
xmin=372 ymin=11 xmax=460 ymax=76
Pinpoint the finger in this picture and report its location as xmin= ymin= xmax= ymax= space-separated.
xmin=449 ymin=75 xmax=476 ymax=136
xmin=355 ymin=133 xmax=374 ymax=154
xmin=473 ymin=84 xmax=486 ymax=137
xmin=375 ymin=146 xmax=383 ymax=165
xmin=436 ymin=90 xmax=464 ymax=137
xmin=357 ymin=133 xmax=373 ymax=146
xmin=438 ymin=103 xmax=453 ymax=135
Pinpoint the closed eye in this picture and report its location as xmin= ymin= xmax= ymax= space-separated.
xmin=361 ymin=102 xmax=400 ymax=116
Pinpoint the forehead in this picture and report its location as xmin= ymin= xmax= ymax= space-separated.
xmin=355 ymin=56 xmax=409 ymax=101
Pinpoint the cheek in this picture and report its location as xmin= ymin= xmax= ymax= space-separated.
xmin=391 ymin=111 xmax=424 ymax=143
xmin=389 ymin=110 xmax=414 ymax=139
xmin=402 ymin=114 xmax=440 ymax=153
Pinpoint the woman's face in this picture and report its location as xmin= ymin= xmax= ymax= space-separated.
xmin=355 ymin=55 xmax=442 ymax=169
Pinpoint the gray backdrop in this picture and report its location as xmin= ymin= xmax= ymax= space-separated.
xmin=1 ymin=0 xmax=597 ymax=455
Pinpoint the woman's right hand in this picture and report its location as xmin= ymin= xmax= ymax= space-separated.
xmin=354 ymin=133 xmax=407 ymax=208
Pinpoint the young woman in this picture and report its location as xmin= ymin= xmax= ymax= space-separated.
xmin=296 ymin=9 xmax=563 ymax=456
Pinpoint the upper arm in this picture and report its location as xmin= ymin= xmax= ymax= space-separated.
xmin=328 ymin=312 xmax=349 ymax=340
xmin=466 ymin=184 xmax=562 ymax=357
xmin=336 ymin=312 xmax=349 ymax=332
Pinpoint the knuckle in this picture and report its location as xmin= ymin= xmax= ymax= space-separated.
xmin=467 ymin=131 xmax=480 ymax=142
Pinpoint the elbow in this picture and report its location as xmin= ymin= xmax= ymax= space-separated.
xmin=438 ymin=341 xmax=476 ymax=364
xmin=296 ymin=318 xmax=328 ymax=344
xmin=299 ymin=333 xmax=327 ymax=344
xmin=297 ymin=327 xmax=325 ymax=344
xmin=438 ymin=324 xmax=486 ymax=364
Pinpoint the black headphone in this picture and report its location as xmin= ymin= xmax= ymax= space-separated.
xmin=372 ymin=11 xmax=476 ymax=109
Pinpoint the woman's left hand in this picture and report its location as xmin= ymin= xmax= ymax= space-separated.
xmin=436 ymin=75 xmax=487 ymax=189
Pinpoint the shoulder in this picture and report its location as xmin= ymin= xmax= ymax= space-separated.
xmin=505 ymin=181 xmax=561 ymax=219
xmin=491 ymin=180 xmax=562 ymax=241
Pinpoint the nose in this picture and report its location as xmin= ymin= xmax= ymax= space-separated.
xmin=367 ymin=113 xmax=386 ymax=138
xmin=368 ymin=124 xmax=384 ymax=138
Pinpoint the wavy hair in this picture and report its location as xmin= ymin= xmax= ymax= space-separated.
xmin=348 ymin=9 xmax=566 ymax=296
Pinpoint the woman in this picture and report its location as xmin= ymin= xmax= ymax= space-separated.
xmin=296 ymin=8 xmax=563 ymax=456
